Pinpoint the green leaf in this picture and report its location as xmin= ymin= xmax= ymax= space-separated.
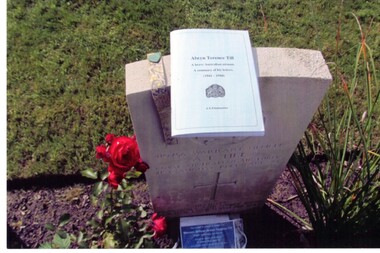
xmin=56 ymin=230 xmax=68 ymax=239
xmin=90 ymin=195 xmax=98 ymax=206
xmin=139 ymin=206 xmax=147 ymax=218
xmin=99 ymin=199 xmax=106 ymax=209
xmin=126 ymin=170 xmax=142 ymax=179
xmin=118 ymin=219 xmax=131 ymax=241
xmin=267 ymin=198 xmax=312 ymax=230
xmin=103 ymin=232 xmax=117 ymax=248
xmin=104 ymin=195 xmax=112 ymax=206
xmin=134 ymin=234 xmax=153 ymax=249
xmin=78 ymin=241 xmax=88 ymax=249
xmin=122 ymin=196 xmax=132 ymax=206
xmin=102 ymin=182 xmax=109 ymax=191
xmin=124 ymin=184 xmax=133 ymax=191
xmin=120 ymin=178 xmax=128 ymax=189
xmin=39 ymin=242 xmax=53 ymax=249
xmin=115 ymin=190 xmax=125 ymax=200
xmin=87 ymin=218 xmax=100 ymax=229
xmin=96 ymin=209 xmax=104 ymax=220
xmin=44 ymin=223 xmax=55 ymax=231
xmin=52 ymin=232 xmax=71 ymax=249
xmin=105 ymin=216 xmax=114 ymax=226
xmin=77 ymin=231 xmax=84 ymax=243
xmin=138 ymin=224 xmax=148 ymax=232
xmin=144 ymin=240 xmax=155 ymax=248
xmin=134 ymin=236 xmax=145 ymax=249
xmin=100 ymin=167 xmax=109 ymax=181
xmin=58 ymin=213 xmax=71 ymax=227
xmin=69 ymin=234 xmax=77 ymax=242
xmin=140 ymin=210 xmax=147 ymax=218
xmin=81 ymin=169 xmax=98 ymax=180
xmin=92 ymin=181 xmax=104 ymax=196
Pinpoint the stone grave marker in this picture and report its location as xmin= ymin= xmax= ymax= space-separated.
xmin=125 ymin=47 xmax=332 ymax=218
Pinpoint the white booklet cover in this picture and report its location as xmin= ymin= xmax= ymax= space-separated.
xmin=170 ymin=29 xmax=264 ymax=137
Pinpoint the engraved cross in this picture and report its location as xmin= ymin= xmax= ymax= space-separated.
xmin=193 ymin=172 xmax=237 ymax=200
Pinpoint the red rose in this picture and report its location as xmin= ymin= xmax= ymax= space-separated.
xmin=96 ymin=145 xmax=111 ymax=162
xmin=105 ymin=133 xmax=115 ymax=144
xmin=95 ymin=134 xmax=149 ymax=189
xmin=135 ymin=160 xmax=149 ymax=173
xmin=151 ymin=213 xmax=167 ymax=238
xmin=107 ymin=169 xmax=125 ymax=189
xmin=108 ymin=136 xmax=140 ymax=172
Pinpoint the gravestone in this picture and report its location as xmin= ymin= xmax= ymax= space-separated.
xmin=125 ymin=47 xmax=332 ymax=218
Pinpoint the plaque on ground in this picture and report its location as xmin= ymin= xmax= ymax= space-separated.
xmin=180 ymin=215 xmax=244 ymax=248
xmin=125 ymin=47 xmax=332 ymax=217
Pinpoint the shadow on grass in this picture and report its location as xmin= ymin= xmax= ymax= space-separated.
xmin=7 ymin=174 xmax=96 ymax=191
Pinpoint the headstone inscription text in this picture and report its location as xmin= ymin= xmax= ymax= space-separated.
xmin=152 ymin=143 xmax=285 ymax=176
xmin=125 ymin=48 xmax=332 ymax=217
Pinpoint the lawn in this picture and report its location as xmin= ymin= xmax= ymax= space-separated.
xmin=7 ymin=0 xmax=379 ymax=180
xmin=6 ymin=0 xmax=380 ymax=249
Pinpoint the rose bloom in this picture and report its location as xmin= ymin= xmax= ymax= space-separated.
xmin=96 ymin=145 xmax=111 ymax=162
xmin=135 ymin=160 xmax=149 ymax=173
xmin=95 ymin=134 xmax=149 ymax=189
xmin=108 ymin=136 xmax=141 ymax=172
xmin=105 ymin=133 xmax=115 ymax=144
xmin=107 ymin=169 xmax=125 ymax=189
xmin=152 ymin=213 xmax=167 ymax=238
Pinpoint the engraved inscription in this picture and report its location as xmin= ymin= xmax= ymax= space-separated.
xmin=152 ymin=143 xmax=287 ymax=176
xmin=154 ymin=152 xmax=186 ymax=159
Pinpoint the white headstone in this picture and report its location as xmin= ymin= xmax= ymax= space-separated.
xmin=125 ymin=47 xmax=332 ymax=217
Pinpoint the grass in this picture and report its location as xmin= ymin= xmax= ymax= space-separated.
xmin=7 ymin=0 xmax=380 ymax=179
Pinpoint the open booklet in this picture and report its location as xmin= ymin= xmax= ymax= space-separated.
xmin=170 ymin=29 xmax=265 ymax=137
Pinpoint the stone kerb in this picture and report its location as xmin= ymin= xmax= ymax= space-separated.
xmin=125 ymin=47 xmax=332 ymax=217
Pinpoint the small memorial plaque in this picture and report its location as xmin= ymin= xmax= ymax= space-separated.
xmin=180 ymin=215 xmax=243 ymax=248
